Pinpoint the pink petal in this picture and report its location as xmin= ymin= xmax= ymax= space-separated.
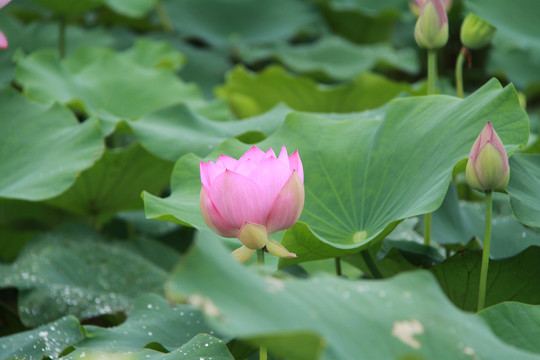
xmin=209 ymin=170 xmax=269 ymax=228
xmin=249 ymin=155 xmax=292 ymax=207
xmin=0 ymin=0 xmax=11 ymax=9
xmin=0 ymin=31 xmax=7 ymax=50
xmin=216 ymin=154 xmax=238 ymax=170
xmin=431 ymin=0 xmax=448 ymax=25
xmin=288 ymin=150 xmax=304 ymax=182
xmin=200 ymin=186 xmax=237 ymax=237
xmin=200 ymin=160 xmax=226 ymax=188
xmin=277 ymin=146 xmax=290 ymax=167
xmin=239 ymin=145 xmax=265 ymax=162
xmin=264 ymin=147 xmax=277 ymax=159
xmin=266 ymin=171 xmax=305 ymax=234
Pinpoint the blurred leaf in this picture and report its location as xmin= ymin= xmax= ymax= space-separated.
xmin=74 ymin=294 xmax=227 ymax=351
xmin=240 ymin=35 xmax=419 ymax=81
xmin=162 ymin=0 xmax=321 ymax=48
xmin=29 ymin=0 xmax=103 ymax=16
xmin=507 ymin=154 xmax=540 ymax=228
xmin=15 ymin=45 xmax=203 ymax=136
xmin=480 ymin=302 xmax=540 ymax=354
xmin=47 ymin=144 xmax=172 ymax=224
xmin=0 ymin=315 xmax=85 ymax=360
xmin=0 ymin=88 xmax=104 ymax=201
xmin=65 ymin=334 xmax=234 ymax=359
xmin=313 ymin=0 xmax=407 ymax=44
xmin=131 ymin=103 xmax=292 ymax=162
xmin=430 ymin=247 xmax=540 ymax=311
xmin=217 ymin=65 xmax=424 ymax=118
xmin=165 ymin=234 xmax=540 ymax=360
xmin=428 ymin=184 xmax=540 ymax=258
xmin=105 ymin=0 xmax=155 ymax=18
xmin=0 ymin=225 xmax=167 ymax=326
xmin=122 ymin=39 xmax=185 ymax=71
xmin=145 ymin=79 xmax=529 ymax=263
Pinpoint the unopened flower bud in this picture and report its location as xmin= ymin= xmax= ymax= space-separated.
xmin=460 ymin=13 xmax=496 ymax=50
xmin=414 ymin=0 xmax=449 ymax=50
xmin=466 ymin=122 xmax=510 ymax=191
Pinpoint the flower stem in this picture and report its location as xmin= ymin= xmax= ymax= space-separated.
xmin=455 ymin=47 xmax=466 ymax=98
xmin=427 ymin=50 xmax=437 ymax=95
xmin=58 ymin=17 xmax=66 ymax=59
xmin=477 ymin=190 xmax=493 ymax=312
xmin=156 ymin=0 xmax=174 ymax=33
xmin=335 ymin=257 xmax=342 ymax=276
xmin=260 ymin=345 xmax=267 ymax=360
xmin=360 ymin=249 xmax=383 ymax=279
xmin=423 ymin=213 xmax=431 ymax=246
xmin=423 ymin=49 xmax=437 ymax=246
xmin=257 ymin=249 xmax=265 ymax=265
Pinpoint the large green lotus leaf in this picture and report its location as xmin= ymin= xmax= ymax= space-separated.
xmin=0 ymin=225 xmax=167 ymax=326
xmin=507 ymin=154 xmax=540 ymax=227
xmin=65 ymin=334 xmax=233 ymax=360
xmin=162 ymin=0 xmax=321 ymax=49
xmin=480 ymin=302 xmax=540 ymax=354
xmin=0 ymin=315 xmax=85 ymax=360
xmin=240 ymin=35 xmax=419 ymax=81
xmin=104 ymin=0 xmax=155 ymax=18
xmin=73 ymin=294 xmax=227 ymax=352
xmin=131 ymin=103 xmax=292 ymax=162
xmin=428 ymin=184 xmax=540 ymax=258
xmin=430 ymin=247 xmax=540 ymax=312
xmin=0 ymin=87 xmax=104 ymax=201
xmin=217 ymin=65 xmax=425 ymax=118
xmin=144 ymin=79 xmax=528 ymax=263
xmin=14 ymin=46 xmax=203 ymax=136
xmin=165 ymin=235 xmax=540 ymax=360
xmin=46 ymin=144 xmax=172 ymax=224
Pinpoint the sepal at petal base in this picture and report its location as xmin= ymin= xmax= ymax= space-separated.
xmin=238 ymin=222 xmax=268 ymax=250
xmin=266 ymin=239 xmax=297 ymax=259
xmin=232 ymin=245 xmax=255 ymax=263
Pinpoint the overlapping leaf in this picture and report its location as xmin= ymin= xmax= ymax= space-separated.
xmin=0 ymin=88 xmax=104 ymax=201
xmin=165 ymin=235 xmax=540 ymax=360
xmin=507 ymin=154 xmax=540 ymax=227
xmin=0 ymin=225 xmax=168 ymax=326
xmin=217 ymin=65 xmax=424 ymax=118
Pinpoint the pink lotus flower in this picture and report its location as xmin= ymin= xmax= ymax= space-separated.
xmin=466 ymin=122 xmax=510 ymax=191
xmin=0 ymin=0 xmax=11 ymax=50
xmin=200 ymin=145 xmax=304 ymax=262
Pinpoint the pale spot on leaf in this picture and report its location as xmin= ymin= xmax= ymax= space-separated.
xmin=391 ymin=319 xmax=424 ymax=349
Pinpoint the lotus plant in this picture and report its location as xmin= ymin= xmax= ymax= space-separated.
xmin=466 ymin=122 xmax=509 ymax=312
xmin=0 ymin=0 xmax=11 ymax=50
xmin=200 ymin=145 xmax=304 ymax=263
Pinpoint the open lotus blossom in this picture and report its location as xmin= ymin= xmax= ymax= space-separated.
xmin=466 ymin=122 xmax=510 ymax=191
xmin=0 ymin=0 xmax=11 ymax=50
xmin=200 ymin=145 xmax=304 ymax=263
xmin=414 ymin=0 xmax=449 ymax=50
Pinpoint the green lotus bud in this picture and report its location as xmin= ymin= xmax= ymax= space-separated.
xmin=460 ymin=13 xmax=496 ymax=50
xmin=414 ymin=0 xmax=449 ymax=50
xmin=466 ymin=122 xmax=510 ymax=191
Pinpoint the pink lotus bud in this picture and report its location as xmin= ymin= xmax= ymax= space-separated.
xmin=0 ymin=0 xmax=11 ymax=50
xmin=200 ymin=145 xmax=304 ymax=262
xmin=466 ymin=122 xmax=510 ymax=191
xmin=414 ymin=0 xmax=449 ymax=50
xmin=411 ymin=0 xmax=452 ymax=16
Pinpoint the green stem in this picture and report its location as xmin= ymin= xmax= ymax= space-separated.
xmin=260 ymin=345 xmax=267 ymax=360
xmin=58 ymin=17 xmax=66 ymax=59
xmin=477 ymin=190 xmax=493 ymax=312
xmin=335 ymin=257 xmax=342 ymax=276
xmin=427 ymin=50 xmax=437 ymax=95
xmin=455 ymin=48 xmax=466 ymax=98
xmin=423 ymin=213 xmax=431 ymax=246
xmin=360 ymin=250 xmax=383 ymax=279
xmin=257 ymin=249 xmax=265 ymax=265
xmin=156 ymin=0 xmax=174 ymax=33
xmin=423 ymin=50 xmax=438 ymax=246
